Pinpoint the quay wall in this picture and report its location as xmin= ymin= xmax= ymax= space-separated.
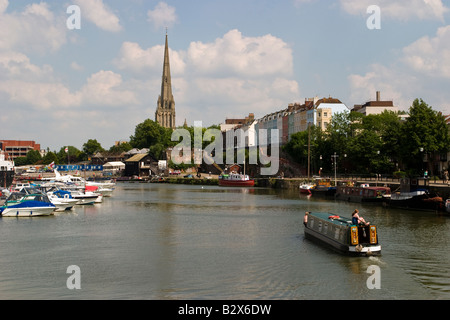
xmin=255 ymin=178 xmax=450 ymax=199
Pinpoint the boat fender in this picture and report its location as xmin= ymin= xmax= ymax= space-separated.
xmin=355 ymin=244 xmax=363 ymax=252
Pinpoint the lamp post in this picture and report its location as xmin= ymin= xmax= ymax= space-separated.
xmin=331 ymin=152 xmax=339 ymax=186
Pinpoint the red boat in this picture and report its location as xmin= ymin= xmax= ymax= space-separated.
xmin=218 ymin=173 xmax=255 ymax=187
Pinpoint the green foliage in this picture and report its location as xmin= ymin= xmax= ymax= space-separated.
xmin=26 ymin=150 xmax=42 ymax=165
xmin=57 ymin=146 xmax=81 ymax=164
xmin=14 ymin=157 xmax=27 ymax=166
xmin=108 ymin=142 xmax=133 ymax=153
xmin=42 ymin=151 xmax=58 ymax=165
xmin=83 ymin=139 xmax=104 ymax=156
xmin=399 ymin=99 xmax=450 ymax=174
xmin=129 ymin=119 xmax=174 ymax=150
xmin=283 ymin=99 xmax=449 ymax=176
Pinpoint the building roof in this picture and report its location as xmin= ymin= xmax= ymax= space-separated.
xmin=444 ymin=115 xmax=450 ymax=125
xmin=104 ymin=161 xmax=125 ymax=167
xmin=126 ymin=153 xmax=149 ymax=162
xmin=315 ymin=97 xmax=342 ymax=106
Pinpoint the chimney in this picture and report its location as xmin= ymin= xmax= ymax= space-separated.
xmin=376 ymin=91 xmax=381 ymax=101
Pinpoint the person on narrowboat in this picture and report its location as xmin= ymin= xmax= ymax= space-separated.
xmin=303 ymin=211 xmax=310 ymax=227
xmin=351 ymin=209 xmax=370 ymax=226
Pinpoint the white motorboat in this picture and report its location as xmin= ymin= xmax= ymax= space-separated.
xmin=47 ymin=191 xmax=79 ymax=211
xmin=1 ymin=191 xmax=56 ymax=217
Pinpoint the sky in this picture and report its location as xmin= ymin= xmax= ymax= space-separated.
xmin=1 ymin=0 xmax=450 ymax=151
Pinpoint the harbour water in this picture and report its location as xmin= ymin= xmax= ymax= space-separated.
xmin=0 ymin=182 xmax=449 ymax=300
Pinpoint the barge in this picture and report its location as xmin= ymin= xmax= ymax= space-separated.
xmin=335 ymin=183 xmax=391 ymax=203
xmin=218 ymin=173 xmax=255 ymax=187
xmin=304 ymin=212 xmax=381 ymax=256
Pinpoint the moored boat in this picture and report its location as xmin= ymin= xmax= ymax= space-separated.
xmin=310 ymin=178 xmax=336 ymax=197
xmin=387 ymin=189 xmax=444 ymax=212
xmin=335 ymin=183 xmax=391 ymax=203
xmin=46 ymin=190 xmax=79 ymax=211
xmin=384 ymin=178 xmax=445 ymax=212
xmin=0 ymin=191 xmax=56 ymax=217
xmin=299 ymin=182 xmax=315 ymax=195
xmin=0 ymin=151 xmax=15 ymax=189
xmin=218 ymin=173 xmax=255 ymax=187
xmin=304 ymin=212 xmax=381 ymax=256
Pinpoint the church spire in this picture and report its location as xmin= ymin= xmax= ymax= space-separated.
xmin=155 ymin=32 xmax=176 ymax=129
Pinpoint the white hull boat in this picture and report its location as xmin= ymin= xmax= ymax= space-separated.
xmin=1 ymin=191 xmax=56 ymax=217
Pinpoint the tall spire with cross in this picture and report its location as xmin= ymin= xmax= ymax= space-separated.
xmin=155 ymin=31 xmax=176 ymax=129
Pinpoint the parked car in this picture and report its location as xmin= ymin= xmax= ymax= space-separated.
xmin=184 ymin=174 xmax=193 ymax=178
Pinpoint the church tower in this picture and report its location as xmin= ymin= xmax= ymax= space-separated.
xmin=155 ymin=32 xmax=176 ymax=129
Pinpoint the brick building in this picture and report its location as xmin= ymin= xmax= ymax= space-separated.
xmin=0 ymin=140 xmax=41 ymax=160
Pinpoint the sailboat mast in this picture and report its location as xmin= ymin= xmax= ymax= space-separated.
xmin=307 ymin=124 xmax=310 ymax=182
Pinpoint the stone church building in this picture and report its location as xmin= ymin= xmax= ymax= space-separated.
xmin=155 ymin=33 xmax=176 ymax=129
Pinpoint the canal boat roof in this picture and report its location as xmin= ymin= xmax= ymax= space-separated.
xmin=309 ymin=212 xmax=353 ymax=227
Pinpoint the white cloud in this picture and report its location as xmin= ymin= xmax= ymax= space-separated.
xmin=114 ymin=41 xmax=186 ymax=76
xmin=402 ymin=25 xmax=450 ymax=78
xmin=0 ymin=0 xmax=8 ymax=14
xmin=0 ymin=51 xmax=53 ymax=80
xmin=0 ymin=52 xmax=137 ymax=110
xmin=74 ymin=0 xmax=122 ymax=32
xmin=348 ymin=64 xmax=415 ymax=110
xmin=70 ymin=61 xmax=84 ymax=71
xmin=0 ymin=80 xmax=80 ymax=110
xmin=339 ymin=0 xmax=449 ymax=21
xmin=348 ymin=25 xmax=450 ymax=112
xmin=79 ymin=70 xmax=138 ymax=106
xmin=186 ymin=29 xmax=294 ymax=78
xmin=147 ymin=2 xmax=178 ymax=30
xmin=114 ymin=29 xmax=299 ymax=124
xmin=0 ymin=2 xmax=66 ymax=54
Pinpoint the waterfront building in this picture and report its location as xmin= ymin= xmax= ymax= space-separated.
xmin=352 ymin=91 xmax=399 ymax=116
xmin=314 ymin=97 xmax=349 ymax=130
xmin=0 ymin=140 xmax=41 ymax=161
xmin=124 ymin=152 xmax=158 ymax=177
xmin=222 ymin=114 xmax=257 ymax=151
xmin=155 ymin=33 xmax=176 ymax=129
xmin=220 ymin=113 xmax=254 ymax=132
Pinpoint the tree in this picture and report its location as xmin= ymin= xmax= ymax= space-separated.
xmin=83 ymin=139 xmax=104 ymax=157
xmin=109 ymin=142 xmax=133 ymax=153
xmin=26 ymin=150 xmax=42 ymax=165
xmin=400 ymin=99 xmax=450 ymax=175
xmin=57 ymin=146 xmax=81 ymax=164
xmin=129 ymin=119 xmax=173 ymax=150
xmin=283 ymin=125 xmax=323 ymax=173
xmin=43 ymin=151 xmax=58 ymax=165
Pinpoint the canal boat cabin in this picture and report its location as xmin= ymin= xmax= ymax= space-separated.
xmin=304 ymin=212 xmax=381 ymax=256
xmin=335 ymin=183 xmax=391 ymax=203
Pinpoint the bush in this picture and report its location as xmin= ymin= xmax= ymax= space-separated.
xmin=393 ymin=171 xmax=406 ymax=178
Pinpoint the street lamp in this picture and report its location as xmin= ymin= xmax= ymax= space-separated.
xmin=331 ymin=152 xmax=339 ymax=186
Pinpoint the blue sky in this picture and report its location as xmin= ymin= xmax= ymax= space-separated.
xmin=1 ymin=0 xmax=449 ymax=151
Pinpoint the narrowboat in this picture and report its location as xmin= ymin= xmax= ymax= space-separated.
xmin=304 ymin=212 xmax=381 ymax=256
xmin=335 ymin=183 xmax=391 ymax=203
